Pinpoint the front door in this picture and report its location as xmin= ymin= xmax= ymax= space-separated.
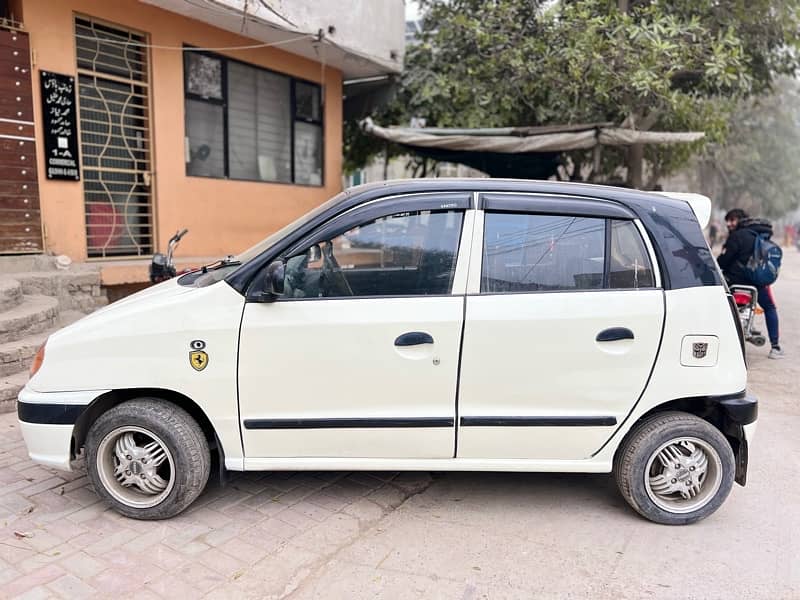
xmin=238 ymin=195 xmax=471 ymax=459
xmin=458 ymin=198 xmax=665 ymax=460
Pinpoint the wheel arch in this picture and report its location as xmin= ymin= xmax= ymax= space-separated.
xmin=73 ymin=388 xmax=225 ymax=476
xmin=616 ymin=392 xmax=754 ymax=486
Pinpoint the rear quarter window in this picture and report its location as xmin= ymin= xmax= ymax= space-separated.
xmin=641 ymin=202 xmax=721 ymax=288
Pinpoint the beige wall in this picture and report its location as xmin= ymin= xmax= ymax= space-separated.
xmin=21 ymin=0 xmax=343 ymax=280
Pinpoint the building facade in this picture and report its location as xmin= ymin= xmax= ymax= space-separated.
xmin=0 ymin=0 xmax=403 ymax=285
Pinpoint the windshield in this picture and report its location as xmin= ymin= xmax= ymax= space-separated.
xmin=235 ymin=191 xmax=348 ymax=264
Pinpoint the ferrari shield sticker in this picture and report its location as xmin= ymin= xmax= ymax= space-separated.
xmin=189 ymin=350 xmax=208 ymax=371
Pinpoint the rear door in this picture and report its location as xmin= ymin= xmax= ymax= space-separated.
xmin=457 ymin=194 xmax=665 ymax=460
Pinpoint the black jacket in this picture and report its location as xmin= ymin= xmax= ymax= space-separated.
xmin=717 ymin=218 xmax=773 ymax=285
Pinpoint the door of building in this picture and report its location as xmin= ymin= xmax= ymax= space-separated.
xmin=75 ymin=17 xmax=153 ymax=258
xmin=0 ymin=27 xmax=43 ymax=254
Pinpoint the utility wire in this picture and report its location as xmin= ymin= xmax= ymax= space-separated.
xmin=73 ymin=32 xmax=315 ymax=52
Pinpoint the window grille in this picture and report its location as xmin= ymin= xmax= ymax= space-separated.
xmin=75 ymin=17 xmax=153 ymax=257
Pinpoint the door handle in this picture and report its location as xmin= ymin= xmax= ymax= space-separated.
xmin=394 ymin=331 xmax=434 ymax=347
xmin=596 ymin=327 xmax=634 ymax=342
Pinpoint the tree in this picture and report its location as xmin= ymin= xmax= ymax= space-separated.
xmin=346 ymin=0 xmax=800 ymax=189
xmin=686 ymin=78 xmax=800 ymax=217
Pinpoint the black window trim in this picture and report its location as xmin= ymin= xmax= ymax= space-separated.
xmin=479 ymin=211 xmax=658 ymax=295
xmin=245 ymin=192 xmax=472 ymax=302
xmin=182 ymin=45 xmax=324 ymax=187
xmin=478 ymin=192 xmax=636 ymax=219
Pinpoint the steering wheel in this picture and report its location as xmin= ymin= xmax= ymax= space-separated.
xmin=321 ymin=241 xmax=354 ymax=297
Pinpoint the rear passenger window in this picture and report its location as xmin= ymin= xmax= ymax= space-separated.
xmin=482 ymin=214 xmax=605 ymax=292
xmin=481 ymin=214 xmax=656 ymax=293
xmin=609 ymin=220 xmax=655 ymax=289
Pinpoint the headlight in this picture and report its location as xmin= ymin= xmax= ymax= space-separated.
xmin=30 ymin=341 xmax=47 ymax=377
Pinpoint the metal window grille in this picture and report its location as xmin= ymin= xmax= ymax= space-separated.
xmin=75 ymin=17 xmax=153 ymax=258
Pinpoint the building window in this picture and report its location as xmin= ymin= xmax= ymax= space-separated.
xmin=183 ymin=50 xmax=323 ymax=186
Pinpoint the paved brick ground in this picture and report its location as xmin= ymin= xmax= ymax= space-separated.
xmin=4 ymin=252 xmax=799 ymax=599
xmin=0 ymin=420 xmax=433 ymax=599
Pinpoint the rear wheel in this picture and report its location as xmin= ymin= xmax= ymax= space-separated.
xmin=85 ymin=398 xmax=210 ymax=520
xmin=614 ymin=411 xmax=734 ymax=525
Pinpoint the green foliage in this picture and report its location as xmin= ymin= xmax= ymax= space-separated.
xmin=345 ymin=0 xmax=800 ymax=187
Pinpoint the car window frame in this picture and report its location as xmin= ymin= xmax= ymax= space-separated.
xmin=472 ymin=193 xmax=662 ymax=295
xmin=246 ymin=193 xmax=473 ymax=302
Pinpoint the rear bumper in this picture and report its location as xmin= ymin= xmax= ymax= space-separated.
xmin=715 ymin=392 xmax=758 ymax=486
xmin=719 ymin=392 xmax=758 ymax=426
xmin=17 ymin=386 xmax=109 ymax=472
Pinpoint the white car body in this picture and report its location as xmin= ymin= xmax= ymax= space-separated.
xmin=17 ymin=180 xmax=756 ymax=522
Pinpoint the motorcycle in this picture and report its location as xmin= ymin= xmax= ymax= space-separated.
xmin=149 ymin=229 xmax=188 ymax=284
xmin=729 ymin=284 xmax=767 ymax=347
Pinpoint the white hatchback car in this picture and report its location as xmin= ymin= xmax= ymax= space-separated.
xmin=18 ymin=180 xmax=756 ymax=525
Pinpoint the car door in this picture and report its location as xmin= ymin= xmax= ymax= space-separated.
xmin=238 ymin=193 xmax=473 ymax=459
xmin=457 ymin=193 xmax=665 ymax=460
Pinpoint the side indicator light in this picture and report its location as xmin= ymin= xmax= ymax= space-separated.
xmin=30 ymin=342 xmax=46 ymax=377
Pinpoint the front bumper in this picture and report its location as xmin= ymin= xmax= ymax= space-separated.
xmin=17 ymin=386 xmax=110 ymax=472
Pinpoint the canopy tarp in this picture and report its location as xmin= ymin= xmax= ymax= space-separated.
xmin=362 ymin=118 xmax=705 ymax=179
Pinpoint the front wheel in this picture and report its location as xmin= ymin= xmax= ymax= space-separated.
xmin=614 ymin=412 xmax=735 ymax=525
xmin=85 ymin=398 xmax=210 ymax=520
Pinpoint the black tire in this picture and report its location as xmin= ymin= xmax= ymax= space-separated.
xmin=85 ymin=398 xmax=211 ymax=520
xmin=614 ymin=411 xmax=735 ymax=525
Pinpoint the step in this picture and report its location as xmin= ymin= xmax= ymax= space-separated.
xmin=0 ymin=327 xmax=47 ymax=378
xmin=0 ymin=309 xmax=84 ymax=378
xmin=0 ymin=295 xmax=59 ymax=344
xmin=0 ymin=254 xmax=59 ymax=273
xmin=0 ymin=278 xmax=23 ymax=312
xmin=10 ymin=271 xmax=107 ymax=313
xmin=0 ymin=370 xmax=28 ymax=413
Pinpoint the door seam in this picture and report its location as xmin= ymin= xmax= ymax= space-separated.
xmin=453 ymin=200 xmax=478 ymax=458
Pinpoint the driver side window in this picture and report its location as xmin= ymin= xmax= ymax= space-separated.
xmin=284 ymin=209 xmax=464 ymax=298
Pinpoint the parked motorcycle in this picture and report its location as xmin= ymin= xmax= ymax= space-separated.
xmin=149 ymin=229 xmax=188 ymax=283
xmin=729 ymin=284 xmax=767 ymax=347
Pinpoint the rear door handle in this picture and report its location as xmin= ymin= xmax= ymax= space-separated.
xmin=596 ymin=327 xmax=634 ymax=342
xmin=394 ymin=331 xmax=434 ymax=346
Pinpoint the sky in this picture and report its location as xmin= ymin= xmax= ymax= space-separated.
xmin=405 ymin=0 xmax=421 ymax=20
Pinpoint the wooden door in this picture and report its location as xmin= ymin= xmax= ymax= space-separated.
xmin=0 ymin=28 xmax=42 ymax=254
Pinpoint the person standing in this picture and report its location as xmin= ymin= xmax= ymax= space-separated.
xmin=717 ymin=208 xmax=784 ymax=359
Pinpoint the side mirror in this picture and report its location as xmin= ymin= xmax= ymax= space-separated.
xmin=264 ymin=260 xmax=286 ymax=296
xmin=247 ymin=259 xmax=286 ymax=303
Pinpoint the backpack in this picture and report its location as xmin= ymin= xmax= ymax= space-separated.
xmin=744 ymin=230 xmax=782 ymax=286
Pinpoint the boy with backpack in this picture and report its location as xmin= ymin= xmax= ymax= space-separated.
xmin=718 ymin=208 xmax=784 ymax=359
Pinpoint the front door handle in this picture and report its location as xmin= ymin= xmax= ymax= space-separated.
xmin=394 ymin=331 xmax=434 ymax=347
xmin=596 ymin=327 xmax=634 ymax=342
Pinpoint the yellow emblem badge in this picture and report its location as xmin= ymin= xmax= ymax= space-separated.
xmin=189 ymin=350 xmax=208 ymax=371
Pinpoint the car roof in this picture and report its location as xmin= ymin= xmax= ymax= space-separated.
xmin=338 ymin=177 xmax=689 ymax=213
